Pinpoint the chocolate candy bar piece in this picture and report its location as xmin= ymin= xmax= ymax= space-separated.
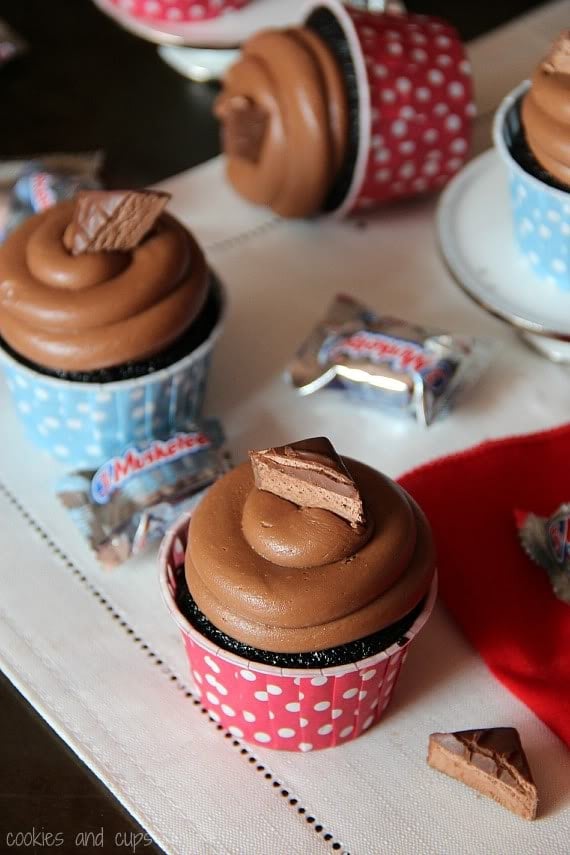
xmin=215 ymin=95 xmax=268 ymax=164
xmin=428 ymin=728 xmax=538 ymax=820
xmin=249 ymin=436 xmax=365 ymax=526
xmin=64 ymin=189 xmax=171 ymax=255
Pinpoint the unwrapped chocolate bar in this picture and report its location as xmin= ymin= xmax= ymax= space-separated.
xmin=285 ymin=294 xmax=490 ymax=426
xmin=57 ymin=420 xmax=230 ymax=568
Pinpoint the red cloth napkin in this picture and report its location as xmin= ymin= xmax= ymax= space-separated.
xmin=399 ymin=423 xmax=570 ymax=749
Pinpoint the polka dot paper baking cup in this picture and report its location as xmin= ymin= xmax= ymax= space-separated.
xmin=159 ymin=512 xmax=437 ymax=752
xmin=305 ymin=0 xmax=475 ymax=216
xmin=494 ymin=81 xmax=570 ymax=291
xmin=110 ymin=0 xmax=251 ymax=23
xmin=0 ymin=278 xmax=225 ymax=470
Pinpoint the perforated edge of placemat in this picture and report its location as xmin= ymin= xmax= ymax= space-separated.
xmin=0 ymin=477 xmax=351 ymax=855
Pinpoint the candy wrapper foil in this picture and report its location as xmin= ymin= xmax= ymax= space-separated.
xmin=515 ymin=505 xmax=570 ymax=605
xmin=285 ymin=295 xmax=490 ymax=426
xmin=57 ymin=420 xmax=229 ymax=569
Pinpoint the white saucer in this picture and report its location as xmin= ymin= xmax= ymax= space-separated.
xmin=437 ymin=148 xmax=570 ymax=362
xmin=93 ymin=0 xmax=307 ymax=48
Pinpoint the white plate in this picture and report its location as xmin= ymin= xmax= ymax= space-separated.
xmin=437 ymin=148 xmax=570 ymax=361
xmin=93 ymin=0 xmax=307 ymax=47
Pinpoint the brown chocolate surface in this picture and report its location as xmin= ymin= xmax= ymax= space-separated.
xmin=185 ymin=458 xmax=435 ymax=653
xmin=0 ymin=201 xmax=208 ymax=372
xmin=250 ymin=437 xmax=365 ymax=525
xmin=216 ymin=26 xmax=348 ymax=218
xmin=522 ymin=30 xmax=570 ymax=186
xmin=64 ymin=189 xmax=170 ymax=255
xmin=428 ymin=729 xmax=538 ymax=820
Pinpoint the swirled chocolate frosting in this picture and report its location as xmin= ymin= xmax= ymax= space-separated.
xmin=215 ymin=27 xmax=349 ymax=218
xmin=522 ymin=31 xmax=570 ymax=187
xmin=0 ymin=194 xmax=208 ymax=372
xmin=185 ymin=439 xmax=435 ymax=653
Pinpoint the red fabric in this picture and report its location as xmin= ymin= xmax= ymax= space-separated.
xmin=399 ymin=423 xmax=570 ymax=748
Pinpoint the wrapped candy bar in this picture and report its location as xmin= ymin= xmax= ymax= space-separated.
xmin=285 ymin=294 xmax=490 ymax=426
xmin=57 ymin=420 xmax=230 ymax=568
xmin=516 ymin=505 xmax=570 ymax=604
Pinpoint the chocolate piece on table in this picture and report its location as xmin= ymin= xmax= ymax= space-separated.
xmin=249 ymin=437 xmax=365 ymax=526
xmin=63 ymin=189 xmax=171 ymax=255
xmin=542 ymin=30 xmax=570 ymax=74
xmin=215 ymin=95 xmax=268 ymax=164
xmin=427 ymin=728 xmax=538 ymax=820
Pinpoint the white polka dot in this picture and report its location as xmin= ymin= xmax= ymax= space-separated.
xmin=228 ymin=726 xmax=243 ymax=738
xmin=254 ymin=691 xmax=268 ymax=702
xmin=547 ymin=209 xmax=561 ymax=223
xmin=87 ymin=445 xmax=102 ymax=457
xmin=363 ymin=715 xmax=375 ymax=730
xmin=343 ymin=688 xmax=358 ymax=700
xmin=17 ymin=401 xmax=31 ymax=414
xmin=371 ymin=134 xmax=384 ymax=148
xmin=437 ymin=54 xmax=452 ymax=67
xmin=300 ymin=718 xmax=309 ymax=728
xmin=381 ymin=88 xmax=396 ymax=103
xmin=204 ymin=655 xmax=220 ymax=673
xmin=359 ymin=691 xmax=368 ymax=701
xmin=285 ymin=702 xmax=301 ymax=713
xmin=400 ymin=105 xmax=415 ymax=120
xmin=130 ymin=388 xmax=145 ymax=401
xmin=447 ymin=157 xmax=463 ymax=171
xmin=34 ymin=388 xmax=50 ymax=401
xmin=215 ymin=682 xmax=228 ymax=696
xmin=450 ymin=137 xmax=467 ymax=154
xmin=448 ymin=81 xmax=465 ymax=99
xmin=412 ymin=48 xmax=428 ymax=63
xmin=399 ymin=162 xmax=416 ymax=179
xmin=221 ymin=704 xmax=236 ymax=717
xmin=77 ymin=402 xmax=90 ymax=414
xmin=340 ymin=726 xmax=354 ymax=738
xmin=37 ymin=425 xmax=48 ymax=437
xmin=54 ymin=445 xmax=69 ymax=457
xmin=435 ymin=34 xmax=452 ymax=48
xmin=411 ymin=32 xmax=427 ymax=45
xmin=388 ymin=42 xmax=403 ymax=55
xmin=552 ymin=259 xmax=567 ymax=274
xmin=423 ymin=160 xmax=440 ymax=177
xmin=205 ymin=674 xmax=217 ymax=687
xmin=240 ymin=670 xmax=256 ymax=681
xmin=385 ymin=29 xmax=401 ymax=40
xmin=44 ymin=416 xmax=60 ymax=429
xmin=459 ymin=59 xmax=471 ymax=75
xmin=318 ymin=724 xmax=333 ymax=736
xmin=391 ymin=119 xmax=407 ymax=138
xmin=528 ymin=251 xmax=540 ymax=265
xmin=416 ymin=87 xmax=431 ymax=103
xmin=65 ymin=418 xmax=82 ymax=430
xmin=561 ymin=222 xmax=570 ymax=236
xmin=539 ymin=225 xmax=552 ymax=239
xmin=92 ymin=411 xmax=107 ymax=423
xmin=96 ymin=392 xmax=111 ymax=404
xmin=208 ymin=710 xmax=220 ymax=723
xmin=332 ymin=708 xmax=343 ymax=719
xmin=445 ymin=114 xmax=461 ymax=131
xmin=423 ymin=129 xmax=439 ymax=145
xmin=371 ymin=698 xmax=379 ymax=709
xmin=376 ymin=168 xmax=392 ymax=183
xmin=131 ymin=406 xmax=145 ymax=420
xmin=298 ymin=692 xmax=304 ymax=700
xmin=310 ymin=675 xmax=328 ymax=687
xmin=465 ymin=102 xmax=477 ymax=117
xmin=396 ymin=77 xmax=411 ymax=94
xmin=298 ymin=743 xmax=313 ymax=752
xmin=428 ymin=69 xmax=445 ymax=85
xmin=206 ymin=691 xmax=219 ymax=705
xmin=254 ymin=732 xmax=271 ymax=743
xmin=374 ymin=63 xmax=388 ymax=78
xmin=400 ymin=140 xmax=416 ymax=155
xmin=520 ymin=218 xmax=534 ymax=235
xmin=278 ymin=728 xmax=296 ymax=739
xmin=193 ymin=670 xmax=203 ymax=684
xmin=15 ymin=376 xmax=28 ymax=388
xmin=243 ymin=710 xmax=256 ymax=722
xmin=361 ymin=669 xmax=377 ymax=682
xmin=375 ymin=148 xmax=391 ymax=164
xmin=314 ymin=701 xmax=331 ymax=712
xmin=434 ymin=102 xmax=449 ymax=116
xmin=267 ymin=684 xmax=282 ymax=696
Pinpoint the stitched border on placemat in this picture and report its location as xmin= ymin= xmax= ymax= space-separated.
xmin=0 ymin=477 xmax=351 ymax=855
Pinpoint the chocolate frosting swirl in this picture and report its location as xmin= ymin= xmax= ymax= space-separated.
xmin=185 ymin=459 xmax=435 ymax=653
xmin=216 ymin=27 xmax=348 ymax=218
xmin=0 ymin=201 xmax=208 ymax=372
xmin=522 ymin=33 xmax=570 ymax=186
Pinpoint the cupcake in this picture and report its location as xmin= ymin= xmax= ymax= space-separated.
xmin=0 ymin=189 xmax=225 ymax=468
xmin=494 ymin=31 xmax=570 ymax=289
xmin=160 ymin=437 xmax=437 ymax=751
xmin=215 ymin=0 xmax=473 ymax=218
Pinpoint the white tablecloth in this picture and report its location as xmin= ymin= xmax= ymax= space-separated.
xmin=1 ymin=3 xmax=569 ymax=853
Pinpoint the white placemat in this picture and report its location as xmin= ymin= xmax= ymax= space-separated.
xmin=1 ymin=3 xmax=569 ymax=854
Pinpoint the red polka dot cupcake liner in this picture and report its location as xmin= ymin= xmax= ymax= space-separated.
xmin=109 ymin=0 xmax=251 ymax=23
xmin=159 ymin=512 xmax=437 ymax=752
xmin=305 ymin=0 xmax=475 ymax=216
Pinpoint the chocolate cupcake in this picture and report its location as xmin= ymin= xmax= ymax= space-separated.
xmin=160 ymin=437 xmax=437 ymax=751
xmin=0 ymin=190 xmax=225 ymax=467
xmin=494 ymin=31 xmax=570 ymax=289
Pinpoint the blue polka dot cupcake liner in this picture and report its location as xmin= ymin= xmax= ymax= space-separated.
xmin=0 ymin=280 xmax=226 ymax=470
xmin=494 ymin=81 xmax=570 ymax=291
